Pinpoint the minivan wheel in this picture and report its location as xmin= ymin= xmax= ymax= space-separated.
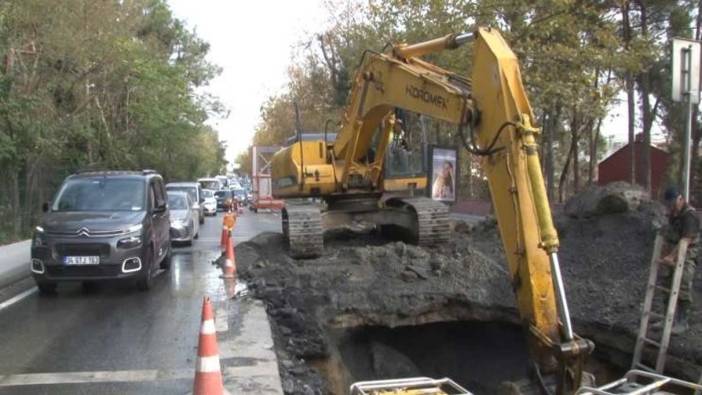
xmin=199 ymin=215 xmax=204 ymax=225
xmin=37 ymin=282 xmax=57 ymax=295
xmin=136 ymin=248 xmax=154 ymax=291
xmin=160 ymin=243 xmax=172 ymax=270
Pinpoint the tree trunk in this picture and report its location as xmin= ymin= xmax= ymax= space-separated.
xmin=622 ymin=2 xmax=636 ymax=184
xmin=559 ymin=130 xmax=577 ymax=203
xmin=589 ymin=118 xmax=603 ymax=184
xmin=547 ymin=104 xmax=560 ymax=201
xmin=572 ymin=114 xmax=581 ymax=194
xmin=9 ymin=169 xmax=21 ymax=238
xmin=636 ymin=0 xmax=653 ymax=193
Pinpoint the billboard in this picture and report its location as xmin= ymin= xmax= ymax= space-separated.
xmin=429 ymin=146 xmax=458 ymax=202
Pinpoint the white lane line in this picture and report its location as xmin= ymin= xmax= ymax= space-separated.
xmin=0 ymin=363 xmax=279 ymax=387
xmin=0 ymin=369 xmax=191 ymax=386
xmin=0 ymin=287 xmax=37 ymax=313
xmin=215 ymin=307 xmax=229 ymax=332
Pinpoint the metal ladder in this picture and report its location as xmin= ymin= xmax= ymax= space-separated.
xmin=631 ymin=234 xmax=690 ymax=373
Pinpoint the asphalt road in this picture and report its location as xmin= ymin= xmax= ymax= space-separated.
xmin=0 ymin=209 xmax=281 ymax=394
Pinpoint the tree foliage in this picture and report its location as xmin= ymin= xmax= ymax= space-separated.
xmin=0 ymin=0 xmax=226 ymax=243
xmin=250 ymin=0 xmax=633 ymax=200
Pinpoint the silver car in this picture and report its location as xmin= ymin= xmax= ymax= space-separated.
xmin=166 ymin=182 xmax=204 ymax=224
xmin=167 ymin=191 xmax=199 ymax=245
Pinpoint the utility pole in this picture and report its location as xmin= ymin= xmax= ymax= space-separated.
xmin=672 ymin=38 xmax=701 ymax=200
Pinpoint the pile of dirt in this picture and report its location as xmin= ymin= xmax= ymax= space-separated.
xmin=236 ymin=184 xmax=702 ymax=394
xmin=563 ymin=181 xmax=651 ymax=219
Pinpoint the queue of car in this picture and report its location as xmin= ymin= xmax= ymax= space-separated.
xmin=29 ymin=170 xmax=248 ymax=295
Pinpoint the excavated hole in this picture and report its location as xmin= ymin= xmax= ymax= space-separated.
xmin=311 ymin=320 xmax=626 ymax=395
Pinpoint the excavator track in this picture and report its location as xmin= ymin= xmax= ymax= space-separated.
xmin=394 ymin=197 xmax=450 ymax=246
xmin=282 ymin=203 xmax=323 ymax=258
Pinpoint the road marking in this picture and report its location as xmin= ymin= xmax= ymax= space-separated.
xmin=0 ymin=287 xmax=37 ymax=313
xmin=0 ymin=369 xmax=191 ymax=386
xmin=0 ymin=364 xmax=280 ymax=387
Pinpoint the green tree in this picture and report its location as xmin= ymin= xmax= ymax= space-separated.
xmin=0 ymin=0 xmax=226 ymax=243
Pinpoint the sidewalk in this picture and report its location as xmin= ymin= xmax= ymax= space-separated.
xmin=0 ymin=239 xmax=30 ymax=289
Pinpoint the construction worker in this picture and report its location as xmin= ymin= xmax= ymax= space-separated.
xmin=223 ymin=198 xmax=237 ymax=234
xmin=658 ymin=186 xmax=699 ymax=334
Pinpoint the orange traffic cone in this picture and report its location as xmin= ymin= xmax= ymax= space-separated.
xmin=219 ymin=224 xmax=229 ymax=254
xmin=193 ymin=297 xmax=225 ymax=395
xmin=221 ymin=235 xmax=236 ymax=279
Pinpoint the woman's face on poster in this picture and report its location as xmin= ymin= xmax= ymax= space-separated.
xmin=441 ymin=162 xmax=452 ymax=177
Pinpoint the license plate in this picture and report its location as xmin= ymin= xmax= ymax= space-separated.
xmin=64 ymin=256 xmax=100 ymax=265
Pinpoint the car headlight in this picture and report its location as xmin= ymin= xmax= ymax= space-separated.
xmin=32 ymin=227 xmax=46 ymax=247
xmin=117 ymin=235 xmax=142 ymax=249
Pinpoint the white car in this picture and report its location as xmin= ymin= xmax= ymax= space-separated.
xmin=202 ymin=189 xmax=217 ymax=216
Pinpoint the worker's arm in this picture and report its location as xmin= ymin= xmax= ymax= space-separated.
xmin=660 ymin=212 xmax=698 ymax=265
xmin=660 ymin=239 xmax=693 ymax=266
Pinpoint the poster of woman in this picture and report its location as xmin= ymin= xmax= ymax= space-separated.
xmin=430 ymin=147 xmax=457 ymax=202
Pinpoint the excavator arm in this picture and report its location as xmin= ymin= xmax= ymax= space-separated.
xmin=338 ymin=28 xmax=593 ymax=393
xmin=331 ymin=35 xmax=474 ymax=190
xmin=468 ymin=27 xmax=593 ymax=392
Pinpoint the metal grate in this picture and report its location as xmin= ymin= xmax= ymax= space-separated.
xmin=350 ymin=377 xmax=472 ymax=395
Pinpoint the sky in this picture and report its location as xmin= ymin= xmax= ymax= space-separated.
xmin=167 ymin=0 xmax=327 ymax=163
xmin=167 ymin=1 xmax=663 ymax=164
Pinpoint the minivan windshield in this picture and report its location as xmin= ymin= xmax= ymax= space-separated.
xmin=167 ymin=186 xmax=197 ymax=205
xmin=202 ymin=189 xmax=214 ymax=198
xmin=167 ymin=193 xmax=189 ymax=210
xmin=52 ymin=178 xmax=145 ymax=212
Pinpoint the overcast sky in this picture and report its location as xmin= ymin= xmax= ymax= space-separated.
xmin=168 ymin=0 xmax=327 ymax=162
xmin=168 ymin=1 xmax=660 ymax=164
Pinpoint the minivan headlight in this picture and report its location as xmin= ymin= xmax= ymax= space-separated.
xmin=32 ymin=232 xmax=46 ymax=247
xmin=117 ymin=235 xmax=142 ymax=249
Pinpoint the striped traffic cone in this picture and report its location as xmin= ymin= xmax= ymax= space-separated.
xmin=221 ymin=234 xmax=236 ymax=279
xmin=193 ymin=297 xmax=225 ymax=395
xmin=219 ymin=224 xmax=229 ymax=254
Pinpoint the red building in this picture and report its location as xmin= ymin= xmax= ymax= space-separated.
xmin=597 ymin=139 xmax=669 ymax=198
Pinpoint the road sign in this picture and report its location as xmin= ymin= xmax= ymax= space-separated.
xmin=672 ymin=38 xmax=700 ymax=104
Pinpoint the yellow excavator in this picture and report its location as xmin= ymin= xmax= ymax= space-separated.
xmin=271 ymin=28 xmax=702 ymax=394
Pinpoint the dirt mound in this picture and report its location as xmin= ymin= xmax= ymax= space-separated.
xmin=236 ymin=191 xmax=702 ymax=394
xmin=564 ymin=182 xmax=651 ymax=219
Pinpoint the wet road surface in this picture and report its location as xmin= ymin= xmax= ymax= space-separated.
xmin=0 ymin=210 xmax=281 ymax=394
